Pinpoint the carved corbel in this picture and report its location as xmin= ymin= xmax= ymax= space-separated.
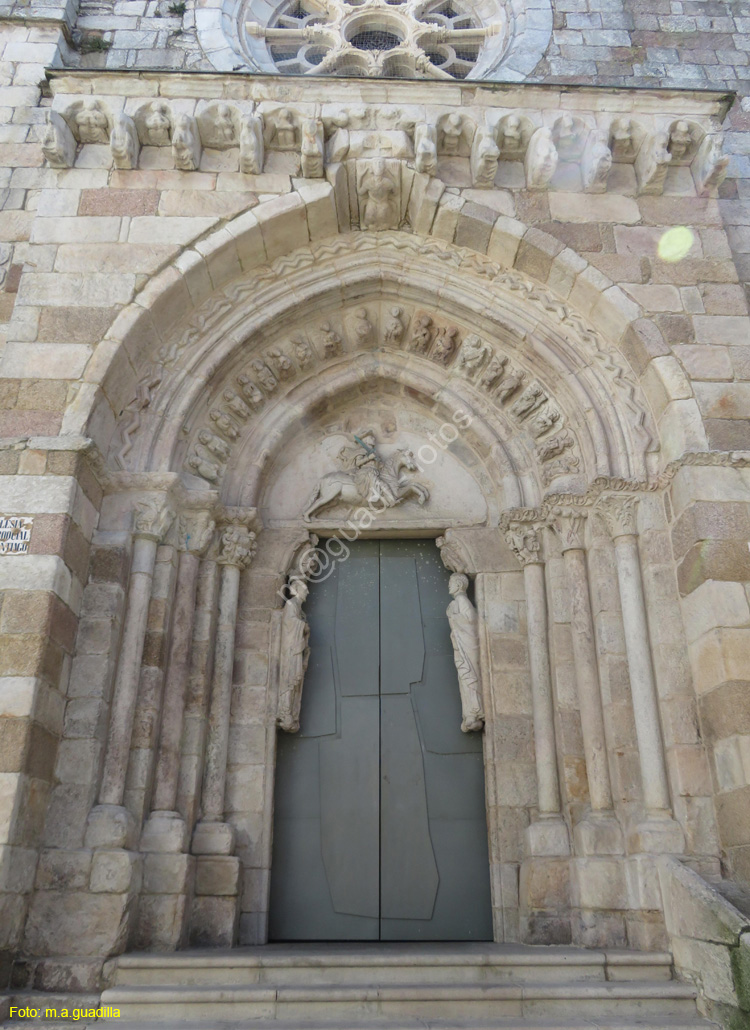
xmin=437 ymin=533 xmax=471 ymax=575
xmin=239 ymin=113 xmax=264 ymax=175
xmin=42 ymin=110 xmax=76 ymax=169
xmin=414 ymin=122 xmax=438 ymax=176
xmin=110 ymin=112 xmax=140 ymax=170
xmin=692 ymin=134 xmax=729 ymax=195
xmin=172 ymin=114 xmax=202 ymax=172
xmin=636 ymin=132 xmax=672 ymax=195
xmin=582 ymin=131 xmax=612 ymax=193
xmin=470 ymin=130 xmax=499 ymax=188
xmin=525 ymin=127 xmax=558 ymax=190
xmin=301 ymin=118 xmax=325 ymax=178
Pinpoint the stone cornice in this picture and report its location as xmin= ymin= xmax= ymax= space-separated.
xmin=45 ymin=70 xmax=735 ymax=121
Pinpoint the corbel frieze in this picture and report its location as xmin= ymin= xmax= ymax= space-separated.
xmin=42 ymin=91 xmax=730 ymax=197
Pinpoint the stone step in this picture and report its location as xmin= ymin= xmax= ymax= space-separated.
xmin=110 ymin=945 xmax=674 ymax=987
xmin=100 ymin=980 xmax=700 ymax=1023
xmin=0 ymin=1019 xmax=721 ymax=1030
xmin=71 ymin=1020 xmax=720 ymax=1030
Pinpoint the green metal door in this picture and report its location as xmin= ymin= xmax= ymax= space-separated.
xmin=269 ymin=540 xmax=492 ymax=941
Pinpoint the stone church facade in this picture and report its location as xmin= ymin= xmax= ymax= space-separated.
xmin=1 ymin=0 xmax=750 ymax=1027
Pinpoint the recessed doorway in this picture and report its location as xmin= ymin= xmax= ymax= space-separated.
xmin=270 ymin=539 xmax=492 ymax=941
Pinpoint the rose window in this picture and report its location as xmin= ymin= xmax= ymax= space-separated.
xmin=238 ymin=0 xmax=517 ymax=79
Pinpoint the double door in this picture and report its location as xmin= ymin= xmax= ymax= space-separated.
xmin=270 ymin=540 xmax=492 ymax=941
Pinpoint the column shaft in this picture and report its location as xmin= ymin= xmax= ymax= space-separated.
xmin=612 ymin=534 xmax=671 ymax=814
xmin=152 ymin=549 xmax=202 ymax=813
xmin=563 ymin=547 xmax=614 ymax=813
xmin=524 ymin=562 xmax=562 ymax=816
xmin=99 ymin=534 xmax=159 ymax=807
xmin=201 ymin=563 xmax=241 ymax=821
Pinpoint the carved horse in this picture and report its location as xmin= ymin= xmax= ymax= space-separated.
xmin=303 ymin=448 xmax=429 ymax=522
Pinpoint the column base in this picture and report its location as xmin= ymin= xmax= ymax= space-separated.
xmin=141 ymin=810 xmax=189 ymax=853
xmin=627 ymin=815 xmax=685 ymax=855
xmin=573 ymin=812 xmax=624 ymax=856
xmin=525 ymin=816 xmax=570 ymax=857
xmin=190 ymin=855 xmax=241 ymax=947
xmin=84 ymin=805 xmax=137 ymax=851
xmin=135 ymin=853 xmax=195 ymax=951
xmin=192 ymin=820 xmax=235 ymax=856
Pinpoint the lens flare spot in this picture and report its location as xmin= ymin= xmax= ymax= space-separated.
xmin=658 ymin=226 xmax=694 ymax=263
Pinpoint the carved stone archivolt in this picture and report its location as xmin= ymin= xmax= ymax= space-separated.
xmin=178 ymin=300 xmax=583 ymax=496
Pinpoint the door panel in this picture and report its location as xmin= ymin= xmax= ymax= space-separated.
xmin=270 ymin=539 xmax=492 ymax=941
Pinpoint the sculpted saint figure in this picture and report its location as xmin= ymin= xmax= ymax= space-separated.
xmin=277 ymin=578 xmax=311 ymax=733
xmin=410 ymin=314 xmax=433 ymax=354
xmin=383 ymin=306 xmax=404 ymax=344
xmin=251 ymin=359 xmax=278 ymax=393
xmin=446 ymin=574 xmax=485 ymax=733
xmin=237 ymin=375 xmax=264 ymax=408
xmin=358 ymin=158 xmax=398 ymax=230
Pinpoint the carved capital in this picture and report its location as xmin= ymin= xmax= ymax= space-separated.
xmin=178 ymin=510 xmax=216 ymax=556
xmin=548 ymin=507 xmax=587 ymax=552
xmin=217 ymin=523 xmax=257 ymax=569
xmin=436 ymin=534 xmax=470 ymax=575
xmin=504 ymin=522 xmax=544 ymax=566
xmin=596 ymin=493 xmax=638 ymax=539
xmin=133 ymin=498 xmax=175 ymax=542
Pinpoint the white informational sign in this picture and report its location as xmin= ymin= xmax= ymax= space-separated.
xmin=0 ymin=517 xmax=33 ymax=555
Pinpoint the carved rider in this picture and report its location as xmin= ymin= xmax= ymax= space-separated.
xmin=337 ymin=430 xmax=396 ymax=507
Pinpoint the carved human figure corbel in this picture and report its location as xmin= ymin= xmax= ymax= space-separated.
xmin=240 ymin=113 xmax=264 ymax=175
xmin=172 ymin=114 xmax=201 ymax=171
xmin=414 ymin=122 xmax=438 ymax=175
xmin=525 ymin=127 xmax=558 ymax=190
xmin=636 ymin=132 xmax=672 ymax=195
xmin=42 ymin=111 xmax=76 ymax=168
xmin=470 ymin=131 xmax=499 ymax=188
xmin=692 ymin=134 xmax=729 ymax=195
xmin=110 ymin=112 xmax=140 ymax=170
xmin=276 ymin=577 xmax=311 ymax=733
xmin=446 ymin=573 xmax=485 ymax=733
xmin=582 ymin=131 xmax=612 ymax=193
xmin=301 ymin=118 xmax=325 ymax=178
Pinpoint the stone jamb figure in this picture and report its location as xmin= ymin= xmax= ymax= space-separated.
xmin=446 ymin=573 xmax=485 ymax=733
xmin=276 ymin=576 xmax=311 ymax=733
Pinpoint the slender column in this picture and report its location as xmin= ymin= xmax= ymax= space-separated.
xmin=192 ymin=520 xmax=257 ymax=855
xmin=596 ymin=494 xmax=684 ymax=853
xmin=141 ymin=511 xmax=215 ymax=853
xmin=505 ymin=520 xmax=569 ymax=856
xmin=86 ymin=497 xmax=174 ymax=849
xmin=549 ymin=508 xmax=622 ymax=855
